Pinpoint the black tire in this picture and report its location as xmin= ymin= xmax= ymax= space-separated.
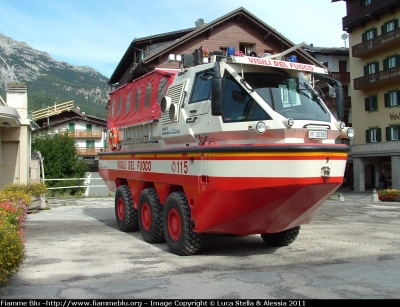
xmin=138 ymin=188 xmax=165 ymax=243
xmin=115 ymin=185 xmax=139 ymax=232
xmin=261 ymin=226 xmax=300 ymax=247
xmin=163 ymin=191 xmax=203 ymax=256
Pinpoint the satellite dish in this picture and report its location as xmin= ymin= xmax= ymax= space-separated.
xmin=195 ymin=18 xmax=204 ymax=27
xmin=341 ymin=33 xmax=348 ymax=48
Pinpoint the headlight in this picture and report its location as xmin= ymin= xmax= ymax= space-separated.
xmin=256 ymin=121 xmax=267 ymax=134
xmin=334 ymin=121 xmax=346 ymax=130
xmin=346 ymin=127 xmax=355 ymax=138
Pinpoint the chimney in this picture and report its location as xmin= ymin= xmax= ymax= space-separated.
xmin=6 ymin=82 xmax=28 ymax=119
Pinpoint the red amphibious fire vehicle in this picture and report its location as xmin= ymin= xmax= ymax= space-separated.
xmin=99 ymin=45 xmax=354 ymax=255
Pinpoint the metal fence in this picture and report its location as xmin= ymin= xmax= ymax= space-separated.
xmin=43 ymin=172 xmax=111 ymax=196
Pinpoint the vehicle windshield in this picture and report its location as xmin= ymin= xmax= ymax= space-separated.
xmin=242 ymin=72 xmax=331 ymax=122
xmin=222 ymin=71 xmax=273 ymax=123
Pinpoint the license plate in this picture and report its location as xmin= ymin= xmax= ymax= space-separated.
xmin=309 ymin=130 xmax=327 ymax=139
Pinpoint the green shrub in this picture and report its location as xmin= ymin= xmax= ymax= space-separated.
xmin=378 ymin=189 xmax=400 ymax=202
xmin=0 ymin=219 xmax=25 ymax=285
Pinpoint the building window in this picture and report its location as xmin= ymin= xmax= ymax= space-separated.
xmin=239 ymin=43 xmax=255 ymax=56
xmin=365 ymin=95 xmax=378 ymax=111
xmin=366 ymin=128 xmax=381 ymax=143
xmin=386 ymin=125 xmax=400 ymax=141
xmin=384 ymin=90 xmax=400 ymax=107
xmin=220 ymin=47 xmax=227 ymax=55
xmin=364 ymin=62 xmax=379 ymax=75
xmin=360 ymin=0 xmax=374 ymax=7
xmin=362 ymin=28 xmax=377 ymax=41
xmin=383 ymin=55 xmax=400 ymax=69
xmin=86 ymin=140 xmax=95 ymax=148
xmin=382 ymin=19 xmax=398 ymax=34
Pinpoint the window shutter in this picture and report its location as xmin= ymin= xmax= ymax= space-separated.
xmin=396 ymin=55 xmax=400 ymax=66
xmin=374 ymin=62 xmax=379 ymax=72
xmin=383 ymin=58 xmax=388 ymax=70
xmin=382 ymin=24 xmax=387 ymax=34
xmin=394 ymin=19 xmax=399 ymax=29
xmin=362 ymin=32 xmax=367 ymax=42
xmin=386 ymin=126 xmax=391 ymax=141
xmin=377 ymin=128 xmax=382 ymax=142
xmin=365 ymin=98 xmax=369 ymax=111
xmin=366 ymin=130 xmax=371 ymax=143
xmin=364 ymin=65 xmax=368 ymax=75
xmin=373 ymin=28 xmax=378 ymax=38
xmin=397 ymin=90 xmax=400 ymax=105
xmin=384 ymin=93 xmax=390 ymax=107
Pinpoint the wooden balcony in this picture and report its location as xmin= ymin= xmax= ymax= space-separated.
xmin=323 ymin=97 xmax=351 ymax=109
xmin=77 ymin=147 xmax=106 ymax=156
xmin=354 ymin=66 xmax=400 ymax=90
xmin=315 ymin=72 xmax=350 ymax=88
xmin=352 ymin=27 xmax=400 ymax=58
xmin=67 ymin=129 xmax=103 ymax=138
xmin=342 ymin=0 xmax=400 ymax=33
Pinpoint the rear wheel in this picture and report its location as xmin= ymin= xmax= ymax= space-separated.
xmin=163 ymin=191 xmax=203 ymax=256
xmin=261 ymin=226 xmax=300 ymax=247
xmin=138 ymin=188 xmax=165 ymax=243
xmin=115 ymin=185 xmax=139 ymax=232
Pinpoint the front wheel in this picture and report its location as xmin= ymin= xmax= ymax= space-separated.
xmin=115 ymin=185 xmax=139 ymax=232
xmin=261 ymin=226 xmax=300 ymax=247
xmin=163 ymin=191 xmax=203 ymax=256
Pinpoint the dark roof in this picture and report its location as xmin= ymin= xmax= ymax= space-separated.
xmin=109 ymin=28 xmax=195 ymax=85
xmin=33 ymin=108 xmax=106 ymax=132
xmin=108 ymin=7 xmax=324 ymax=85
xmin=303 ymin=45 xmax=349 ymax=56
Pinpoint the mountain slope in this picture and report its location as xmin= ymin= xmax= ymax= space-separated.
xmin=0 ymin=33 xmax=109 ymax=118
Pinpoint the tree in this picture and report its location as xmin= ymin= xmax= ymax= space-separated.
xmin=31 ymin=132 xmax=88 ymax=196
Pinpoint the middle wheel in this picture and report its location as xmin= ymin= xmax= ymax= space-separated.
xmin=138 ymin=188 xmax=165 ymax=243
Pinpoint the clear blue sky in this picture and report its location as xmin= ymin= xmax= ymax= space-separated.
xmin=0 ymin=0 xmax=347 ymax=78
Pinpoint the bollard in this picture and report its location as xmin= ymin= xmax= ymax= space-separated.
xmin=338 ymin=193 xmax=344 ymax=201
xmin=371 ymin=188 xmax=378 ymax=202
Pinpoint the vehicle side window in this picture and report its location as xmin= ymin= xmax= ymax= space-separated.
xmin=189 ymin=70 xmax=212 ymax=104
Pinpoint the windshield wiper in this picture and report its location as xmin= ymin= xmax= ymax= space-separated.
xmin=301 ymin=81 xmax=327 ymax=113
